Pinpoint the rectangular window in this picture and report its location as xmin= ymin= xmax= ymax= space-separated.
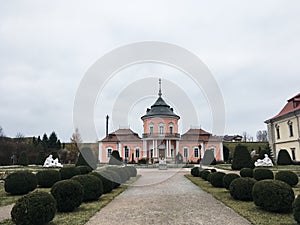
xmin=291 ymin=148 xmax=296 ymax=160
xmin=276 ymin=127 xmax=280 ymax=139
xmin=194 ymin=148 xmax=199 ymax=158
xmin=169 ymin=126 xmax=173 ymax=134
xmin=171 ymin=149 xmax=174 ymax=157
xmin=159 ymin=126 xmax=164 ymax=134
xmin=289 ymin=124 xmax=294 ymax=137
xmin=136 ymin=148 xmax=140 ymax=158
xmin=183 ymin=147 xmax=188 ymax=158
xmin=107 ymin=148 xmax=112 ymax=158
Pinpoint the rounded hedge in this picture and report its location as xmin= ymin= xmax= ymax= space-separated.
xmin=277 ymin=149 xmax=293 ymax=165
xmin=223 ymin=173 xmax=240 ymax=190
xmin=191 ymin=167 xmax=201 ymax=177
xmin=210 ymin=169 xmax=217 ymax=173
xmin=229 ymin=177 xmax=256 ymax=201
xmin=60 ymin=167 xmax=81 ymax=180
xmin=36 ymin=170 xmax=61 ymax=188
xmin=201 ymin=170 xmax=211 ymax=181
xmin=71 ymin=175 xmax=103 ymax=202
xmin=11 ymin=191 xmax=56 ymax=225
xmin=253 ymin=168 xmax=274 ymax=181
xmin=206 ymin=173 xmax=212 ymax=183
xmin=275 ymin=171 xmax=299 ymax=187
xmin=240 ymin=168 xmax=253 ymax=178
xmin=252 ymin=180 xmax=295 ymax=212
xmin=90 ymin=171 xmax=113 ymax=194
xmin=210 ymin=172 xmax=226 ymax=188
xmin=5 ymin=171 xmax=37 ymax=195
xmin=293 ymin=195 xmax=300 ymax=223
xmin=51 ymin=180 xmax=83 ymax=212
xmin=76 ymin=166 xmax=93 ymax=174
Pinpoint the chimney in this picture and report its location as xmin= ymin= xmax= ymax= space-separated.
xmin=106 ymin=115 xmax=109 ymax=137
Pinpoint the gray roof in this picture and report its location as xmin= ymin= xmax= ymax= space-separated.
xmin=141 ymin=96 xmax=180 ymax=120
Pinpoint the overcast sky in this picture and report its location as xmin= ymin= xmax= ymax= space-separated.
xmin=1 ymin=0 xmax=300 ymax=142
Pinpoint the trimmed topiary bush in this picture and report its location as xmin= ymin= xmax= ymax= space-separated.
xmin=201 ymin=170 xmax=211 ymax=181
xmin=293 ymin=195 xmax=300 ymax=223
xmin=253 ymin=180 xmax=295 ymax=212
xmin=51 ymin=180 xmax=83 ymax=212
xmin=71 ymin=175 xmax=103 ymax=202
xmin=229 ymin=177 xmax=256 ymax=201
xmin=231 ymin=145 xmax=253 ymax=170
xmin=60 ymin=167 xmax=81 ymax=180
xmin=275 ymin=170 xmax=299 ymax=187
xmin=5 ymin=171 xmax=37 ymax=195
xmin=207 ymin=173 xmax=212 ymax=183
xmin=210 ymin=172 xmax=226 ymax=188
xmin=210 ymin=169 xmax=217 ymax=173
xmin=191 ymin=167 xmax=201 ymax=177
xmin=223 ymin=173 xmax=240 ymax=190
xmin=240 ymin=168 xmax=253 ymax=178
xmin=36 ymin=170 xmax=61 ymax=188
xmin=11 ymin=191 xmax=56 ymax=225
xmin=253 ymin=168 xmax=274 ymax=181
xmin=90 ymin=171 xmax=113 ymax=194
xmin=277 ymin=149 xmax=293 ymax=165
xmin=77 ymin=165 xmax=93 ymax=174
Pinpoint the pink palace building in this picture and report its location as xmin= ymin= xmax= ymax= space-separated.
xmin=98 ymin=80 xmax=223 ymax=163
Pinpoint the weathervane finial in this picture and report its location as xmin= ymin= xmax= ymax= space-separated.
xmin=158 ymin=78 xmax=162 ymax=97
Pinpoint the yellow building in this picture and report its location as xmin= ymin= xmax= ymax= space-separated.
xmin=265 ymin=93 xmax=300 ymax=161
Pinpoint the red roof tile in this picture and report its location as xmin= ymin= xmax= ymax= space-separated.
xmin=101 ymin=129 xmax=141 ymax=142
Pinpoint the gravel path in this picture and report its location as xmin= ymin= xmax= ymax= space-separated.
xmin=0 ymin=204 xmax=13 ymax=222
xmin=86 ymin=168 xmax=251 ymax=225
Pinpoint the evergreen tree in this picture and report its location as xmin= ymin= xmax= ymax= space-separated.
xmin=231 ymin=145 xmax=253 ymax=170
xmin=109 ymin=150 xmax=123 ymax=165
xmin=18 ymin=151 xmax=28 ymax=166
xmin=223 ymin=146 xmax=230 ymax=162
xmin=76 ymin=147 xmax=97 ymax=169
xmin=48 ymin=132 xmax=58 ymax=149
xmin=42 ymin=133 xmax=49 ymax=150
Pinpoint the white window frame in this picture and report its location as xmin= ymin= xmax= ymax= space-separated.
xmin=183 ymin=147 xmax=188 ymax=158
xmin=106 ymin=147 xmax=112 ymax=158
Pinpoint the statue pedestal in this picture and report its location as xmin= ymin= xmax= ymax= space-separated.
xmin=158 ymin=159 xmax=167 ymax=170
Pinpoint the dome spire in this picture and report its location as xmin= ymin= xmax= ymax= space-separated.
xmin=158 ymin=78 xmax=162 ymax=97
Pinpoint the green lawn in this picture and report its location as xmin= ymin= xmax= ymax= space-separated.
xmin=186 ymin=174 xmax=298 ymax=225
xmin=0 ymin=175 xmax=140 ymax=225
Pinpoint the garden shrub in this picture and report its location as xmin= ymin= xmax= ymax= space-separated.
xmin=90 ymin=171 xmax=113 ymax=194
xmin=229 ymin=177 xmax=256 ymax=201
xmin=277 ymin=149 xmax=293 ymax=165
xmin=223 ymin=173 xmax=240 ymax=190
xmin=11 ymin=191 xmax=56 ymax=225
xmin=252 ymin=180 xmax=295 ymax=212
xmin=231 ymin=145 xmax=253 ymax=170
xmin=18 ymin=151 xmax=29 ymax=166
xmin=210 ymin=169 xmax=217 ymax=173
xmin=51 ymin=180 xmax=83 ymax=212
xmin=71 ymin=175 xmax=103 ymax=202
xmin=207 ymin=173 xmax=212 ymax=183
xmin=275 ymin=170 xmax=299 ymax=187
xmin=77 ymin=165 xmax=93 ymax=174
xmin=60 ymin=167 xmax=81 ymax=180
xmin=109 ymin=150 xmax=123 ymax=165
xmin=5 ymin=171 xmax=37 ymax=195
xmin=253 ymin=168 xmax=274 ymax=181
xmin=36 ymin=170 xmax=61 ymax=188
xmin=191 ymin=167 xmax=201 ymax=177
xmin=240 ymin=168 xmax=253 ymax=178
xmin=210 ymin=172 xmax=226 ymax=188
xmin=293 ymin=195 xmax=300 ymax=223
xmin=201 ymin=170 xmax=211 ymax=181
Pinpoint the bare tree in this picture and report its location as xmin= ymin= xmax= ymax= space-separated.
xmin=0 ymin=126 xmax=4 ymax=137
xmin=66 ymin=128 xmax=82 ymax=164
xmin=256 ymin=130 xmax=268 ymax=142
xmin=15 ymin=132 xmax=25 ymax=138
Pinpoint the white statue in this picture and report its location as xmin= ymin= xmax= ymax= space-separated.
xmin=43 ymin=154 xmax=63 ymax=168
xmin=254 ymin=154 xmax=273 ymax=167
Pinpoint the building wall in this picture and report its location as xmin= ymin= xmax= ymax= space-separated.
xmin=100 ymin=141 xmax=143 ymax=163
xmin=268 ymin=112 xmax=300 ymax=161
xmin=143 ymin=117 xmax=179 ymax=134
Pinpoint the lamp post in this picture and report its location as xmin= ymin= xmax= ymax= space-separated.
xmin=199 ymin=144 xmax=202 ymax=168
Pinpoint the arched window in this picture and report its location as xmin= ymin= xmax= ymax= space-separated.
xmin=106 ymin=147 xmax=112 ymax=158
xmin=169 ymin=122 xmax=174 ymax=134
xmin=183 ymin=147 xmax=188 ymax=158
xmin=135 ymin=147 xmax=140 ymax=158
xmin=149 ymin=123 xmax=154 ymax=134
xmin=159 ymin=123 xmax=165 ymax=134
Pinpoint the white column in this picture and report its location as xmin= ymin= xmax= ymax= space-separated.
xmin=118 ymin=143 xmax=121 ymax=155
xmin=153 ymin=139 xmax=155 ymax=157
xmin=98 ymin=142 xmax=103 ymax=163
xmin=176 ymin=141 xmax=179 ymax=154
xmin=220 ymin=142 xmax=224 ymax=161
xmin=155 ymin=140 xmax=158 ymax=157
xmin=166 ymin=140 xmax=169 ymax=157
